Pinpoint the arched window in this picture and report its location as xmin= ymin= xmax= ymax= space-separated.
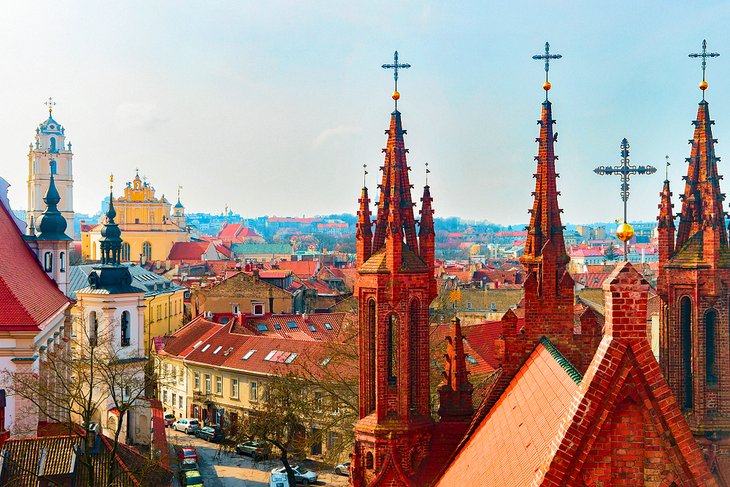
xmin=367 ymin=299 xmax=376 ymax=413
xmin=50 ymin=137 xmax=56 ymax=152
xmin=388 ymin=314 xmax=398 ymax=385
xmin=142 ymin=242 xmax=152 ymax=261
xmin=705 ymin=309 xmax=717 ymax=386
xmin=59 ymin=252 xmax=65 ymax=272
xmin=121 ymin=242 xmax=130 ymax=261
xmin=409 ymin=300 xmax=420 ymax=412
xmin=365 ymin=451 xmax=374 ymax=469
xmin=680 ymin=296 xmax=693 ymax=409
xmin=121 ymin=311 xmax=130 ymax=347
xmin=89 ymin=311 xmax=98 ymax=346
xmin=44 ymin=252 xmax=53 ymax=273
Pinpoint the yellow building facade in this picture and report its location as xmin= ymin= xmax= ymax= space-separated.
xmin=82 ymin=172 xmax=190 ymax=263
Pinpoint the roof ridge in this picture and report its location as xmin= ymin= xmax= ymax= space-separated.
xmin=538 ymin=336 xmax=582 ymax=384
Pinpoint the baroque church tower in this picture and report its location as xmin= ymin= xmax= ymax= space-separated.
xmin=658 ymin=40 xmax=730 ymax=482
xmin=352 ymin=53 xmax=469 ymax=487
xmin=27 ymin=99 xmax=74 ymax=237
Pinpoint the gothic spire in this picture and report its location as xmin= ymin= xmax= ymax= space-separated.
xmin=356 ymin=183 xmax=373 ymax=267
xmin=520 ymin=98 xmax=568 ymax=276
xmin=437 ymin=317 xmax=474 ymax=422
xmin=372 ymin=110 xmax=418 ymax=254
xmin=675 ymin=99 xmax=728 ymax=250
xmin=99 ymin=175 xmax=122 ymax=265
xmin=419 ymin=183 xmax=435 ymax=295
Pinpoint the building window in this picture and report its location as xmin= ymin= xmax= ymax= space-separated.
xmin=121 ymin=311 xmax=130 ymax=347
xmin=163 ymin=390 xmax=168 ymax=404
xmin=172 ymin=393 xmax=176 ymax=407
xmin=179 ymin=396 xmax=183 ymax=409
xmin=252 ymin=303 xmax=264 ymax=316
xmin=680 ymin=296 xmax=693 ymax=409
xmin=388 ymin=314 xmax=398 ymax=385
xmin=250 ymin=382 xmax=258 ymax=401
xmin=59 ymin=252 xmax=66 ymax=272
xmin=231 ymin=379 xmax=239 ymax=399
xmin=216 ymin=376 xmax=222 ymax=395
xmin=205 ymin=374 xmax=211 ymax=394
xmin=121 ymin=242 xmax=130 ymax=261
xmin=705 ymin=310 xmax=718 ymax=386
xmin=44 ymin=252 xmax=53 ymax=273
xmin=142 ymin=241 xmax=152 ymax=261
xmin=89 ymin=311 xmax=98 ymax=346
xmin=194 ymin=372 xmax=200 ymax=390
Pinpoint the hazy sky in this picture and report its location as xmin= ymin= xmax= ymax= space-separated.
xmin=2 ymin=1 xmax=730 ymax=225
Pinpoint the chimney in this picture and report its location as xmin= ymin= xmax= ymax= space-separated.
xmin=602 ymin=261 xmax=649 ymax=339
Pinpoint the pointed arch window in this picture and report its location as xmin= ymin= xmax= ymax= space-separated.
xmin=409 ymin=300 xmax=420 ymax=412
xmin=388 ymin=314 xmax=399 ymax=385
xmin=121 ymin=242 xmax=131 ymax=261
xmin=680 ymin=296 xmax=693 ymax=409
xmin=121 ymin=311 xmax=130 ymax=347
xmin=705 ymin=309 xmax=718 ymax=386
xmin=367 ymin=299 xmax=376 ymax=413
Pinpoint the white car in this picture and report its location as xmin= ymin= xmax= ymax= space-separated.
xmin=172 ymin=418 xmax=201 ymax=434
xmin=271 ymin=465 xmax=317 ymax=485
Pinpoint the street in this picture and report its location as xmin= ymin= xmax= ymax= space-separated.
xmin=166 ymin=428 xmax=350 ymax=487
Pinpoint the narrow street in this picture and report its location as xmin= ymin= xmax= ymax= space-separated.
xmin=166 ymin=428 xmax=349 ymax=486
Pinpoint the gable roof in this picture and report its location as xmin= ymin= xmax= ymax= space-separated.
xmin=156 ymin=315 xmax=224 ymax=358
xmin=0 ymin=199 xmax=69 ymax=330
xmin=277 ymin=260 xmax=319 ymax=278
xmin=167 ymin=241 xmax=212 ymax=261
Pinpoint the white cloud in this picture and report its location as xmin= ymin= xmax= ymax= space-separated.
xmin=312 ymin=126 xmax=359 ymax=148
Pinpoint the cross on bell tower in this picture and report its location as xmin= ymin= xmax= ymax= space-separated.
xmin=532 ymin=42 xmax=562 ymax=100
xmin=381 ymin=50 xmax=411 ymax=111
xmin=689 ymin=39 xmax=719 ymax=100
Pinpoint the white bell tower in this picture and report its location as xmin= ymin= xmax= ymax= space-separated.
xmin=27 ymin=98 xmax=74 ymax=237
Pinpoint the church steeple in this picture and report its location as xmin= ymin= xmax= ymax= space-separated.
xmin=37 ymin=161 xmax=71 ymax=242
xmin=356 ymin=178 xmax=373 ymax=267
xmin=657 ymin=168 xmax=676 ymax=265
xmin=99 ymin=175 xmax=122 ymax=266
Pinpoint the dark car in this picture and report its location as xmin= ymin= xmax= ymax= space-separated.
xmin=196 ymin=426 xmax=224 ymax=442
xmin=236 ymin=441 xmax=269 ymax=460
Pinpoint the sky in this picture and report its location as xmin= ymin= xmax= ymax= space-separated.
xmin=2 ymin=1 xmax=730 ymax=225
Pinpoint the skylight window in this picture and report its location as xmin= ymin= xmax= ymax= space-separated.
xmin=212 ymin=346 xmax=223 ymax=355
xmin=193 ymin=340 xmax=202 ymax=349
xmin=308 ymin=324 xmax=316 ymax=332
xmin=286 ymin=321 xmax=298 ymax=329
xmin=201 ymin=344 xmax=211 ymax=353
xmin=274 ymin=324 xmax=282 ymax=330
xmin=321 ymin=357 xmax=331 ymax=366
xmin=256 ymin=324 xmax=268 ymax=332
xmin=284 ymin=353 xmax=298 ymax=364
xmin=264 ymin=350 xmax=277 ymax=361
xmin=323 ymin=322 xmax=333 ymax=330
xmin=243 ymin=349 xmax=256 ymax=360
xmin=466 ymin=355 xmax=478 ymax=364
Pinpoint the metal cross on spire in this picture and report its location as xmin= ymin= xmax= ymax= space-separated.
xmin=44 ymin=97 xmax=56 ymax=115
xmin=689 ymin=39 xmax=719 ymax=100
xmin=178 ymin=185 xmax=182 ymax=201
xmin=363 ymin=164 xmax=368 ymax=188
xmin=665 ymin=155 xmax=670 ymax=181
xmin=532 ymin=42 xmax=562 ymax=100
xmin=382 ymin=50 xmax=411 ymax=111
xmin=425 ymin=162 xmax=430 ymax=185
xmin=594 ymin=138 xmax=656 ymax=259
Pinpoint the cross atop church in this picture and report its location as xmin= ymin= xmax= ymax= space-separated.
xmin=49 ymin=159 xmax=56 ymax=175
xmin=44 ymin=97 xmax=56 ymax=115
xmin=382 ymin=50 xmax=411 ymax=110
xmin=532 ymin=42 xmax=562 ymax=99
xmin=689 ymin=39 xmax=719 ymax=100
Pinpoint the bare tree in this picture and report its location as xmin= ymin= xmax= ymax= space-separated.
xmin=0 ymin=307 xmax=161 ymax=487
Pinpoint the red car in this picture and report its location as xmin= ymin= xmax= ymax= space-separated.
xmin=177 ymin=446 xmax=198 ymax=463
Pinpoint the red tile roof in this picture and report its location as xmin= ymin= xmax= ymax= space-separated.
xmin=156 ymin=315 xmax=224 ymax=358
xmin=0 ymin=200 xmax=69 ymax=330
xmin=168 ymin=241 xmax=210 ymax=261
xmin=277 ymin=260 xmax=319 ymax=278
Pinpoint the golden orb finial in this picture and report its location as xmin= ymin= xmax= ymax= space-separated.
xmin=700 ymin=80 xmax=709 ymax=91
xmin=616 ymin=222 xmax=635 ymax=242
xmin=543 ymin=81 xmax=552 ymax=91
xmin=392 ymin=91 xmax=400 ymax=101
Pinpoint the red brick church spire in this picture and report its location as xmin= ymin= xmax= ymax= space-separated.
xmin=356 ymin=168 xmax=373 ymax=267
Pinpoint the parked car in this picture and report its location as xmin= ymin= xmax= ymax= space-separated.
xmin=334 ymin=461 xmax=351 ymax=476
xmin=236 ymin=441 xmax=269 ymax=460
xmin=269 ymin=472 xmax=289 ymax=487
xmin=196 ymin=426 xmax=224 ymax=442
xmin=182 ymin=470 xmax=204 ymax=487
xmin=176 ymin=446 xmax=199 ymax=463
xmin=173 ymin=418 xmax=201 ymax=434
xmin=178 ymin=458 xmax=199 ymax=481
xmin=164 ymin=413 xmax=176 ymax=427
xmin=270 ymin=466 xmax=318 ymax=485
